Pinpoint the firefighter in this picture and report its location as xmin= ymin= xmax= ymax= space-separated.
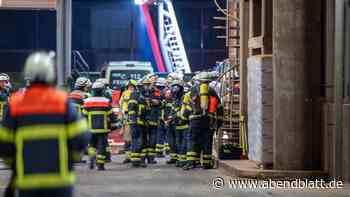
xmin=183 ymin=72 xmax=222 ymax=170
xmin=169 ymin=80 xmax=190 ymax=168
xmin=140 ymin=74 xmax=160 ymax=164
xmin=95 ymin=78 xmax=113 ymax=162
xmin=155 ymin=78 xmax=167 ymax=158
xmin=0 ymin=73 xmax=10 ymax=122
xmin=119 ymin=79 xmax=137 ymax=164
xmin=96 ymin=78 xmax=113 ymax=101
xmin=179 ymin=83 xmax=197 ymax=170
xmin=0 ymin=52 xmax=90 ymax=197
xmin=83 ymin=81 xmax=118 ymax=171
xmin=163 ymin=76 xmax=174 ymax=155
xmin=164 ymin=74 xmax=183 ymax=164
xmin=69 ymin=77 xmax=92 ymax=115
xmin=128 ymin=79 xmax=148 ymax=167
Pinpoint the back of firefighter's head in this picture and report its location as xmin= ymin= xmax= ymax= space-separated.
xmin=96 ymin=78 xmax=109 ymax=88
xmin=92 ymin=81 xmax=105 ymax=96
xmin=75 ymin=77 xmax=92 ymax=92
xmin=24 ymin=52 xmax=55 ymax=86
xmin=0 ymin=73 xmax=10 ymax=89
xmin=196 ymin=72 xmax=212 ymax=84
xmin=171 ymin=80 xmax=184 ymax=98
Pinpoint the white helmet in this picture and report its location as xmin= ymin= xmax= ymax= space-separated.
xmin=75 ymin=77 xmax=91 ymax=89
xmin=24 ymin=52 xmax=55 ymax=84
xmin=171 ymin=79 xmax=184 ymax=87
xmin=92 ymin=81 xmax=105 ymax=89
xmin=95 ymin=78 xmax=109 ymax=86
xmin=195 ymin=72 xmax=212 ymax=83
xmin=155 ymin=77 xmax=166 ymax=87
xmin=168 ymin=72 xmax=183 ymax=81
xmin=0 ymin=73 xmax=10 ymax=81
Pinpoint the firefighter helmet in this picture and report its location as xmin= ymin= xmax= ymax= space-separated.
xmin=126 ymin=79 xmax=137 ymax=87
xmin=141 ymin=77 xmax=152 ymax=85
xmin=75 ymin=77 xmax=91 ymax=89
xmin=195 ymin=72 xmax=212 ymax=82
xmin=155 ymin=77 xmax=166 ymax=87
xmin=168 ymin=72 xmax=183 ymax=81
xmin=92 ymin=81 xmax=105 ymax=89
xmin=0 ymin=73 xmax=10 ymax=81
xmin=144 ymin=73 xmax=158 ymax=84
xmin=96 ymin=78 xmax=109 ymax=86
xmin=171 ymin=79 xmax=184 ymax=87
xmin=24 ymin=52 xmax=55 ymax=84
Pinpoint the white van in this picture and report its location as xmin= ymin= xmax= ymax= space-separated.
xmin=105 ymin=61 xmax=154 ymax=88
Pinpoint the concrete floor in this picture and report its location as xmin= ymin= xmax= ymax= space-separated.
xmin=0 ymin=156 xmax=350 ymax=197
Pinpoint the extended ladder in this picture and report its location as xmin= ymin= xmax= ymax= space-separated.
xmin=158 ymin=0 xmax=191 ymax=73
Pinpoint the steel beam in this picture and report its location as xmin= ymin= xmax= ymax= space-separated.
xmin=56 ymin=0 xmax=72 ymax=87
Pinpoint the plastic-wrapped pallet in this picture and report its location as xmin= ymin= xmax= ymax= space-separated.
xmin=247 ymin=55 xmax=273 ymax=166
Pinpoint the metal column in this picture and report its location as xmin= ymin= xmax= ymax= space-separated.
xmin=334 ymin=0 xmax=345 ymax=179
xmin=56 ymin=0 xmax=72 ymax=87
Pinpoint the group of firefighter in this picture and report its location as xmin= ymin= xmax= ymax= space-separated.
xmin=67 ymin=68 xmax=223 ymax=171
xmin=0 ymin=51 xmax=223 ymax=196
xmin=119 ymin=71 xmax=223 ymax=170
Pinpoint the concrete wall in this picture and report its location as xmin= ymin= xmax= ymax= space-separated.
xmin=273 ymin=0 xmax=323 ymax=170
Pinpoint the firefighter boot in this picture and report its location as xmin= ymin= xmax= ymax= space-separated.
xmin=183 ymin=161 xmax=195 ymax=171
xmin=89 ymin=156 xmax=96 ymax=170
xmin=147 ymin=156 xmax=157 ymax=164
xmin=97 ymin=164 xmax=105 ymax=171
xmin=123 ymin=158 xmax=131 ymax=164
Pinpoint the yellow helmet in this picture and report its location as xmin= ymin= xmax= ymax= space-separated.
xmin=126 ymin=79 xmax=137 ymax=87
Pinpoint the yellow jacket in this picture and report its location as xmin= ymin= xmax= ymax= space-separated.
xmin=120 ymin=90 xmax=132 ymax=113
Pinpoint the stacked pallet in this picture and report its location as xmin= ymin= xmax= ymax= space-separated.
xmin=247 ymin=55 xmax=273 ymax=167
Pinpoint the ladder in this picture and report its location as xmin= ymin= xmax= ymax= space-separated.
xmin=158 ymin=0 xmax=191 ymax=73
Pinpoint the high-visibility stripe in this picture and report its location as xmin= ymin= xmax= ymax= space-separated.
xmin=128 ymin=100 xmax=138 ymax=105
xmin=72 ymin=151 xmax=83 ymax=162
xmin=88 ymin=147 xmax=96 ymax=157
xmin=148 ymin=121 xmax=158 ymax=126
xmin=189 ymin=114 xmax=203 ymax=120
xmin=0 ymin=102 xmax=5 ymax=115
xmin=128 ymin=111 xmax=136 ymax=115
xmin=186 ymin=152 xmax=197 ymax=156
xmin=156 ymin=144 xmax=164 ymax=148
xmin=68 ymin=93 xmax=84 ymax=100
xmin=15 ymin=124 xmax=72 ymax=189
xmin=130 ymin=153 xmax=140 ymax=157
xmin=185 ymin=105 xmax=192 ymax=111
xmin=202 ymin=160 xmax=212 ymax=164
xmin=140 ymin=153 xmax=146 ymax=157
xmin=176 ymin=125 xmax=189 ymax=130
xmin=15 ymin=173 xmax=76 ymax=189
xmin=186 ymin=156 xmax=197 ymax=161
xmin=87 ymin=111 xmax=108 ymax=133
xmin=83 ymin=101 xmax=109 ymax=108
xmin=67 ymin=119 xmax=88 ymax=138
xmin=97 ymin=155 xmax=106 ymax=159
xmin=0 ymin=127 xmax=14 ymax=142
